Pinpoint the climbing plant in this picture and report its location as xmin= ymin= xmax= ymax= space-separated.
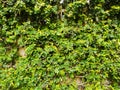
xmin=0 ymin=0 xmax=120 ymax=90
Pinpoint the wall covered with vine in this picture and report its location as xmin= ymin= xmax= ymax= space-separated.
xmin=0 ymin=0 xmax=120 ymax=89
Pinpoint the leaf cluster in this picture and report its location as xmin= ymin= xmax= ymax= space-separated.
xmin=0 ymin=0 xmax=120 ymax=90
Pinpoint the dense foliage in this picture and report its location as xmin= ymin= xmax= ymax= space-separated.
xmin=0 ymin=0 xmax=120 ymax=90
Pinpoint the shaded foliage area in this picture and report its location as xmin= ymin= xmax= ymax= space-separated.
xmin=0 ymin=0 xmax=120 ymax=89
